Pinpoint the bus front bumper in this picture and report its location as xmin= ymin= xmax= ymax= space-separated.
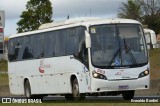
xmin=91 ymin=75 xmax=150 ymax=93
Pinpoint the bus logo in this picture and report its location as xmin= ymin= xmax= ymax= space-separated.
xmin=39 ymin=60 xmax=44 ymax=73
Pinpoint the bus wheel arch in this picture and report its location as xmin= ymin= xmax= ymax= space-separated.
xmin=70 ymin=74 xmax=85 ymax=100
xmin=70 ymin=75 xmax=77 ymax=86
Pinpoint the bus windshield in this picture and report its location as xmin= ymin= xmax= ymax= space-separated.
xmin=90 ymin=24 xmax=148 ymax=68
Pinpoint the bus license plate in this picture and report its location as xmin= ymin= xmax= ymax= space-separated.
xmin=118 ymin=85 xmax=129 ymax=89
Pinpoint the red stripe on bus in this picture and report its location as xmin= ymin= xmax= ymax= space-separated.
xmin=0 ymin=28 xmax=3 ymax=33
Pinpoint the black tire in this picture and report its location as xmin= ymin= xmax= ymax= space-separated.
xmin=33 ymin=95 xmax=44 ymax=100
xmin=72 ymin=78 xmax=85 ymax=101
xmin=122 ymin=90 xmax=135 ymax=100
xmin=24 ymin=80 xmax=32 ymax=98
xmin=65 ymin=94 xmax=73 ymax=101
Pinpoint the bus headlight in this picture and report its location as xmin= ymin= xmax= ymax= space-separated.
xmin=92 ymin=71 xmax=107 ymax=80
xmin=138 ymin=70 xmax=149 ymax=78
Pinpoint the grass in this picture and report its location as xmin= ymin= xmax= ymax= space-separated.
xmin=0 ymin=74 xmax=8 ymax=86
xmin=0 ymin=60 xmax=8 ymax=72
xmin=149 ymin=49 xmax=160 ymax=80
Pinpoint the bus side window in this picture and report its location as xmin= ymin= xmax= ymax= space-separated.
xmin=13 ymin=38 xmax=24 ymax=61
xmin=78 ymin=43 xmax=89 ymax=68
xmin=22 ymin=47 xmax=33 ymax=59
xmin=33 ymin=34 xmax=44 ymax=58
xmin=22 ymin=36 xmax=33 ymax=60
xmin=8 ymin=39 xmax=14 ymax=61
xmin=14 ymin=42 xmax=20 ymax=61
xmin=55 ymin=30 xmax=66 ymax=56
xmin=66 ymin=28 xmax=77 ymax=55
xmin=44 ymin=31 xmax=55 ymax=57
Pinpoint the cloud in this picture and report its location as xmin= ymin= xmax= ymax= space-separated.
xmin=0 ymin=0 xmax=28 ymax=20
xmin=0 ymin=0 xmax=127 ymax=19
xmin=5 ymin=18 xmax=19 ymax=36
xmin=52 ymin=0 xmax=127 ymax=20
xmin=0 ymin=0 xmax=127 ymax=35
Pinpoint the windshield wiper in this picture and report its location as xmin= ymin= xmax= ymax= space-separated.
xmin=108 ymin=33 xmax=122 ymax=67
xmin=123 ymin=37 xmax=137 ymax=65
xmin=108 ymin=47 xmax=121 ymax=66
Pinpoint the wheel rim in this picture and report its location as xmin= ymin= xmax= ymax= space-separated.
xmin=73 ymin=84 xmax=79 ymax=97
xmin=25 ymin=87 xmax=30 ymax=97
xmin=25 ymin=82 xmax=31 ymax=98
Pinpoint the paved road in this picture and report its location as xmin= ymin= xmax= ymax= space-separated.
xmin=1 ymin=96 xmax=160 ymax=103
xmin=43 ymin=95 xmax=160 ymax=101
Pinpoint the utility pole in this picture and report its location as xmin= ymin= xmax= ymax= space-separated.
xmin=67 ymin=15 xmax=70 ymax=20
xmin=0 ymin=10 xmax=5 ymax=60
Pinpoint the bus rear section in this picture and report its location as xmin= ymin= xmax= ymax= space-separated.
xmin=144 ymin=29 xmax=157 ymax=49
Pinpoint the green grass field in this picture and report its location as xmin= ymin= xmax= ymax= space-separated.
xmin=0 ymin=74 xmax=8 ymax=86
xmin=0 ymin=60 xmax=8 ymax=72
xmin=149 ymin=49 xmax=160 ymax=80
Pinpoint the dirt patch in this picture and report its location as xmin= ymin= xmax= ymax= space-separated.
xmin=0 ymin=85 xmax=12 ymax=96
xmin=135 ymin=79 xmax=160 ymax=96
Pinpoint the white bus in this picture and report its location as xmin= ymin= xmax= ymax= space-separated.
xmin=144 ymin=28 xmax=157 ymax=49
xmin=8 ymin=18 xmax=149 ymax=100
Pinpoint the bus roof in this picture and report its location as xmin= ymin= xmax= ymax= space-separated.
xmin=144 ymin=28 xmax=155 ymax=34
xmin=9 ymin=18 xmax=141 ymax=39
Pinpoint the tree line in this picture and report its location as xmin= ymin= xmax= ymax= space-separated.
xmin=118 ymin=0 xmax=160 ymax=34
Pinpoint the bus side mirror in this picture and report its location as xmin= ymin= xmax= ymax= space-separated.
xmin=85 ymin=31 xmax=91 ymax=48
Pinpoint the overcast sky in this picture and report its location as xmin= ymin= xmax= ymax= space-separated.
xmin=0 ymin=0 xmax=127 ymax=36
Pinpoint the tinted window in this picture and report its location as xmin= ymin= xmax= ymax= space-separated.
xmin=55 ymin=30 xmax=66 ymax=56
xmin=22 ymin=36 xmax=33 ymax=59
xmin=66 ymin=27 xmax=85 ymax=55
xmin=8 ymin=39 xmax=16 ymax=61
xmin=33 ymin=34 xmax=44 ymax=58
xmin=66 ymin=28 xmax=77 ymax=54
xmin=8 ymin=37 xmax=24 ymax=61
xmin=44 ymin=31 xmax=55 ymax=57
xmin=76 ymin=27 xmax=85 ymax=53
xmin=8 ymin=26 xmax=86 ymax=62
xmin=18 ymin=37 xmax=25 ymax=61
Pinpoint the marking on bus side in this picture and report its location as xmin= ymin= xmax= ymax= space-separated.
xmin=39 ymin=60 xmax=45 ymax=73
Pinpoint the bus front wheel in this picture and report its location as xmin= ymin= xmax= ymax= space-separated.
xmin=72 ymin=78 xmax=85 ymax=101
xmin=122 ymin=90 xmax=135 ymax=100
xmin=65 ymin=94 xmax=73 ymax=100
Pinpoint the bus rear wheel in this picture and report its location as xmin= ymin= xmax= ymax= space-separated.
xmin=122 ymin=90 xmax=135 ymax=100
xmin=24 ymin=80 xmax=32 ymax=98
xmin=72 ymin=78 xmax=85 ymax=101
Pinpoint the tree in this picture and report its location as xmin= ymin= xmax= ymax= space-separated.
xmin=138 ymin=0 xmax=160 ymax=34
xmin=138 ymin=0 xmax=160 ymax=16
xmin=17 ymin=0 xmax=53 ymax=33
xmin=118 ymin=0 xmax=142 ymax=21
xmin=118 ymin=0 xmax=160 ymax=34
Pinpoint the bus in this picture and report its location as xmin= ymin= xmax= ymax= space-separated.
xmin=8 ymin=18 xmax=149 ymax=100
xmin=144 ymin=28 xmax=157 ymax=49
